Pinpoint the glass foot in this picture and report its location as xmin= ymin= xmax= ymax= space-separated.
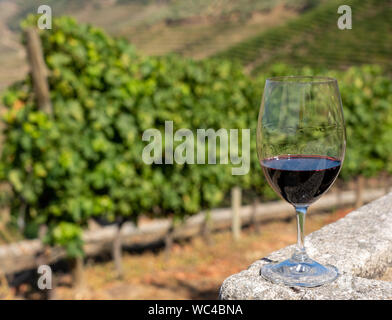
xmin=260 ymin=257 xmax=339 ymax=287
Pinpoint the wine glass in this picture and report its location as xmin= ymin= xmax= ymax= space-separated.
xmin=256 ymin=76 xmax=346 ymax=287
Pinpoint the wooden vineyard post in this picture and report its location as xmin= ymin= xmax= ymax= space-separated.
xmin=24 ymin=27 xmax=61 ymax=293
xmin=200 ymin=209 xmax=213 ymax=245
xmin=25 ymin=27 xmax=52 ymax=114
xmin=231 ymin=187 xmax=242 ymax=241
xmin=335 ymin=180 xmax=343 ymax=209
xmin=355 ymin=175 xmax=365 ymax=208
xmin=251 ymin=198 xmax=261 ymax=234
xmin=71 ymin=256 xmax=85 ymax=291
xmin=383 ymin=172 xmax=390 ymax=195
xmin=113 ymin=219 xmax=125 ymax=279
xmin=164 ymin=218 xmax=175 ymax=261
xmin=37 ymin=226 xmax=57 ymax=300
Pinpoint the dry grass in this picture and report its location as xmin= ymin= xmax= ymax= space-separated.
xmin=31 ymin=207 xmax=353 ymax=300
xmin=5 ymin=205 xmax=391 ymax=300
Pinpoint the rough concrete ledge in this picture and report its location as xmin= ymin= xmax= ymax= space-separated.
xmin=219 ymin=193 xmax=392 ymax=300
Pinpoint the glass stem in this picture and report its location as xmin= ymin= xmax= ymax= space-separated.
xmin=292 ymin=206 xmax=309 ymax=262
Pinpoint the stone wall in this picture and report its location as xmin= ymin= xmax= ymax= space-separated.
xmin=219 ymin=193 xmax=392 ymax=299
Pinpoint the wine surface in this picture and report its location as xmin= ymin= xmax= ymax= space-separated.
xmin=261 ymin=155 xmax=341 ymax=206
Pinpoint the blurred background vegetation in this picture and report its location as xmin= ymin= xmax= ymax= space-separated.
xmin=0 ymin=0 xmax=391 ymax=299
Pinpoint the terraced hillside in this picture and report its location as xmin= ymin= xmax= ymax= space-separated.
xmin=6 ymin=0 xmax=318 ymax=31
xmin=214 ymin=0 xmax=392 ymax=74
xmin=4 ymin=0 xmax=316 ymax=57
xmin=1 ymin=0 xmax=389 ymax=91
xmin=0 ymin=0 xmax=322 ymax=91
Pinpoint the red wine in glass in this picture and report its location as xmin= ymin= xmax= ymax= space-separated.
xmin=257 ymin=76 xmax=346 ymax=287
xmin=261 ymin=155 xmax=341 ymax=206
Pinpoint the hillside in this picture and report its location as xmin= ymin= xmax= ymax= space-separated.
xmin=214 ymin=0 xmax=392 ymax=74
xmin=3 ymin=0 xmax=323 ymax=57
xmin=0 ymin=0 xmax=325 ymax=91
xmin=2 ymin=0 xmax=388 ymax=91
